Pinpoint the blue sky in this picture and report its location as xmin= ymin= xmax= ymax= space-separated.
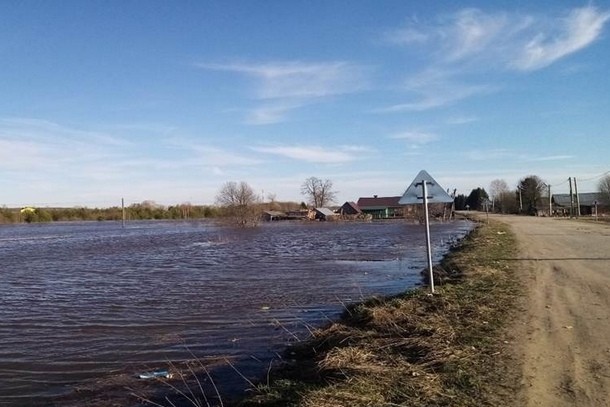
xmin=1 ymin=1 xmax=609 ymax=207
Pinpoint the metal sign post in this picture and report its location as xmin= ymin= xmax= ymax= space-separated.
xmin=421 ymin=180 xmax=435 ymax=293
xmin=400 ymin=170 xmax=454 ymax=294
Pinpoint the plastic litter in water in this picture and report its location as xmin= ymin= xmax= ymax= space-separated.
xmin=138 ymin=369 xmax=172 ymax=380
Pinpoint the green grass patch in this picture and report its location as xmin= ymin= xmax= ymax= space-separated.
xmin=234 ymin=219 xmax=524 ymax=407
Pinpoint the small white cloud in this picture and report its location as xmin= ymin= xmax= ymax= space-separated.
xmin=444 ymin=8 xmax=511 ymax=62
xmin=447 ymin=115 xmax=479 ymax=125
xmin=244 ymin=103 xmax=301 ymax=125
xmin=529 ymin=155 xmax=573 ymax=162
xmin=390 ymin=131 xmax=439 ymax=145
xmin=251 ymin=145 xmax=357 ymax=164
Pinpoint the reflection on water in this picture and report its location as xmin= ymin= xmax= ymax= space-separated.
xmin=0 ymin=219 xmax=473 ymax=405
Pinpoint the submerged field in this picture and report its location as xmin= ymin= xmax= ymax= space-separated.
xmin=0 ymin=219 xmax=473 ymax=406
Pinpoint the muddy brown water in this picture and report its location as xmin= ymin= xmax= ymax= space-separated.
xmin=0 ymin=219 xmax=473 ymax=406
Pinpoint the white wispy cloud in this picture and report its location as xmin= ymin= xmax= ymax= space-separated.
xmin=0 ymin=118 xmax=271 ymax=206
xmin=382 ymin=6 xmax=609 ymax=111
xmin=387 ymin=6 xmax=609 ymax=71
xmin=198 ymin=60 xmax=369 ymax=124
xmin=200 ymin=60 xmax=368 ymax=99
xmin=244 ymin=103 xmax=303 ymax=125
xmin=447 ymin=115 xmax=479 ymax=125
xmin=462 ymin=149 xmax=574 ymax=163
xmin=512 ymin=7 xmax=610 ymax=71
xmin=381 ymin=68 xmax=496 ymax=112
xmin=0 ymin=118 xmax=132 ymax=172
xmin=528 ymin=154 xmax=573 ymax=162
xmin=162 ymin=137 xmax=262 ymax=167
xmin=389 ymin=131 xmax=439 ymax=145
xmin=251 ymin=145 xmax=361 ymax=164
xmin=442 ymin=8 xmax=514 ymax=62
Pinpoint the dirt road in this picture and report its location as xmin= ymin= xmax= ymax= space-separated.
xmin=492 ymin=215 xmax=610 ymax=406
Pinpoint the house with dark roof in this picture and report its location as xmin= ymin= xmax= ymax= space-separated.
xmin=552 ymin=193 xmax=609 ymax=215
xmin=262 ymin=210 xmax=288 ymax=221
xmin=356 ymin=195 xmax=406 ymax=219
xmin=338 ymin=201 xmax=361 ymax=216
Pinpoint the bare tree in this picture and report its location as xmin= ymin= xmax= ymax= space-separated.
xmin=301 ymin=177 xmax=337 ymax=208
xmin=215 ymin=181 xmax=260 ymax=227
xmin=489 ymin=179 xmax=510 ymax=213
xmin=599 ymin=174 xmax=610 ymax=204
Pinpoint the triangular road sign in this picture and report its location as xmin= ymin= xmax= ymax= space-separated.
xmin=399 ymin=170 xmax=454 ymax=204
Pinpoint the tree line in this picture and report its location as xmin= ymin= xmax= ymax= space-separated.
xmin=454 ymin=175 xmax=548 ymax=214
xmin=456 ymin=173 xmax=610 ymax=215
xmin=4 ymin=173 xmax=608 ymax=225
xmin=0 ymin=203 xmax=220 ymax=224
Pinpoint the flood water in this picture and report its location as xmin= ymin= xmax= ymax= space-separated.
xmin=0 ymin=219 xmax=473 ymax=406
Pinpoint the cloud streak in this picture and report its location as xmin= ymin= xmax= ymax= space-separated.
xmin=251 ymin=145 xmax=364 ymax=164
xmin=389 ymin=131 xmax=439 ymax=145
xmin=198 ymin=60 xmax=369 ymax=124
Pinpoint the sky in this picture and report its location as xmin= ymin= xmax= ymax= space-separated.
xmin=1 ymin=1 xmax=609 ymax=208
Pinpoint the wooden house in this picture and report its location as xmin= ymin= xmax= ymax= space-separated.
xmin=338 ymin=201 xmax=361 ymax=216
xmin=356 ymin=196 xmax=405 ymax=219
xmin=552 ymin=193 xmax=609 ymax=216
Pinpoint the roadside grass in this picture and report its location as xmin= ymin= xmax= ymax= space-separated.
xmin=235 ymin=219 xmax=524 ymax=407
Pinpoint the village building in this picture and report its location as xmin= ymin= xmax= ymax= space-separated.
xmin=356 ymin=196 xmax=406 ymax=219
xmin=552 ymin=193 xmax=609 ymax=216
xmin=261 ymin=210 xmax=288 ymax=221
xmin=337 ymin=201 xmax=361 ymax=216
xmin=309 ymin=207 xmax=338 ymax=221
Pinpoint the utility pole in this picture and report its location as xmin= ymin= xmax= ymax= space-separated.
xmin=518 ymin=188 xmax=523 ymax=212
xmin=449 ymin=188 xmax=457 ymax=219
xmin=548 ymin=184 xmax=552 ymax=217
xmin=121 ymin=198 xmax=126 ymax=228
xmin=568 ymin=177 xmax=574 ymax=218
xmin=574 ymin=177 xmax=581 ymax=217
xmin=422 ymin=180 xmax=434 ymax=294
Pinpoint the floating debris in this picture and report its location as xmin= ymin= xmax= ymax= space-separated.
xmin=138 ymin=370 xmax=172 ymax=380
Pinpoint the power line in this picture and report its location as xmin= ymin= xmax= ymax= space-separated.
xmin=578 ymin=171 xmax=610 ymax=182
xmin=553 ymin=178 xmax=570 ymax=187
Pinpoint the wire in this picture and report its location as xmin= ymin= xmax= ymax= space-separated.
xmin=553 ymin=178 xmax=570 ymax=187
xmin=577 ymin=171 xmax=610 ymax=182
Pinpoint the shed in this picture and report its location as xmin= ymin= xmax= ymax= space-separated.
xmin=338 ymin=201 xmax=361 ymax=215
xmin=262 ymin=210 xmax=288 ymax=221
xmin=313 ymin=207 xmax=337 ymax=221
